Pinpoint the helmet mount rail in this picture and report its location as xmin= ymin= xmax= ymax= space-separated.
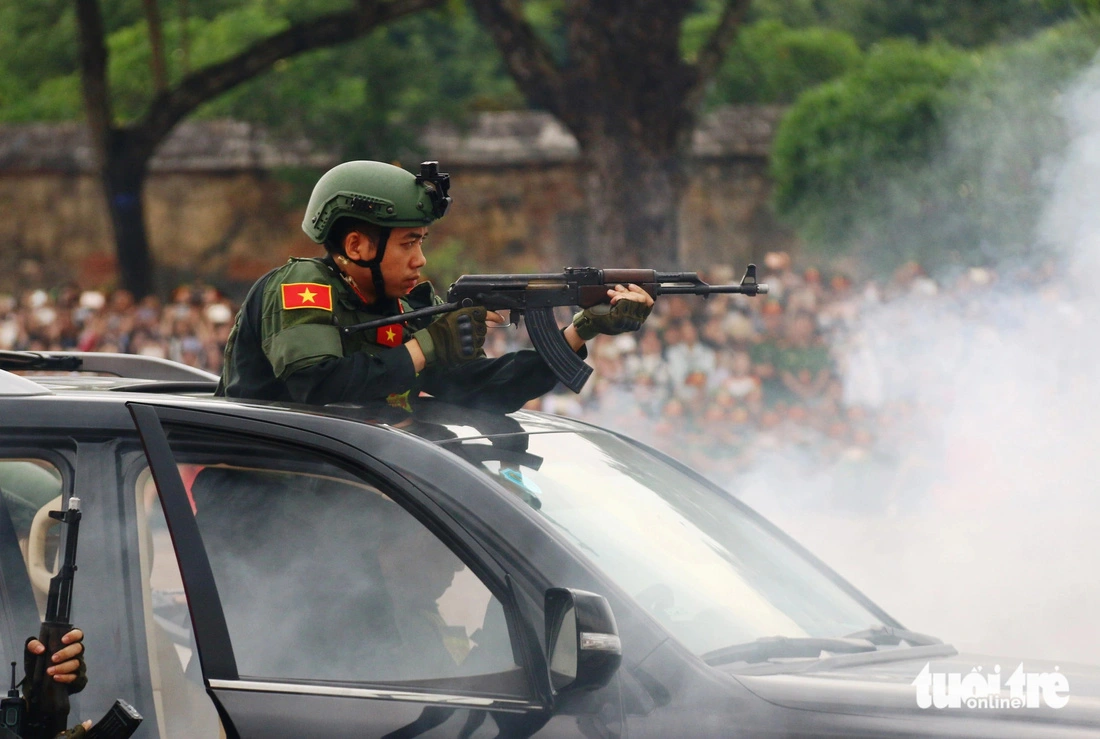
xmin=416 ymin=161 xmax=451 ymax=219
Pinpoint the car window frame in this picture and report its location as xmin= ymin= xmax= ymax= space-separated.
xmin=127 ymin=401 xmax=545 ymax=708
xmin=0 ymin=434 xmax=166 ymax=736
xmin=0 ymin=444 xmax=77 ymax=653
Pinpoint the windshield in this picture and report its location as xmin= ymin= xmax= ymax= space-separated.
xmin=455 ymin=428 xmax=883 ymax=657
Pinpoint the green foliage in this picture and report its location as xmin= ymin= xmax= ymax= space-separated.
xmin=1043 ymin=0 xmax=1100 ymax=18
xmin=199 ymin=5 xmax=520 ymax=160
xmin=102 ymin=6 xmax=291 ymax=122
xmin=520 ymin=0 xmax=568 ymax=63
xmin=0 ymin=0 xmax=79 ymax=119
xmin=771 ymin=21 xmax=1100 ymax=272
xmin=706 ymin=20 xmax=863 ymax=104
xmin=0 ymin=0 xmax=268 ymax=120
xmin=0 ymin=0 xmax=518 ymax=163
xmin=421 ymin=237 xmax=483 ymax=288
xmin=751 ymin=0 xmax=1072 ymax=48
xmin=772 ymin=40 xmax=968 ymax=211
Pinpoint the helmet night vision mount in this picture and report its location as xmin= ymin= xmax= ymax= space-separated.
xmin=416 ymin=161 xmax=451 ymax=220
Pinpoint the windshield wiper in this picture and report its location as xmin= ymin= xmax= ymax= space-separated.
xmin=702 ymin=636 xmax=877 ymax=667
xmin=843 ymin=625 xmax=942 ymax=647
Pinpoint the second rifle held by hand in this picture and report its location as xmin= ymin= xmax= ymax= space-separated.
xmin=24 ymin=498 xmax=82 ymax=739
xmin=21 ymin=498 xmax=143 ymax=739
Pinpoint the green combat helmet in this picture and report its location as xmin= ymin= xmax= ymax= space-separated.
xmin=302 ymin=160 xmax=451 ymax=300
xmin=302 ymin=160 xmax=451 ymax=243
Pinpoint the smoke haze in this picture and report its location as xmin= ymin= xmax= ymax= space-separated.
xmin=739 ymin=56 xmax=1100 ymax=666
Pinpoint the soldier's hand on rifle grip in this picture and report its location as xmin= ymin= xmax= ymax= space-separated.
xmin=572 ymin=284 xmax=654 ymax=341
xmin=415 ymin=305 xmax=491 ymax=368
xmin=25 ymin=629 xmax=86 ymax=691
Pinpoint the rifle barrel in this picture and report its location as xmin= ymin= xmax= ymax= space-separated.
xmin=656 ymin=283 xmax=769 ymax=296
xmin=45 ymin=497 xmax=81 ymax=623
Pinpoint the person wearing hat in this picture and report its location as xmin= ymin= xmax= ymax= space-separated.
xmin=217 ymin=161 xmax=653 ymax=411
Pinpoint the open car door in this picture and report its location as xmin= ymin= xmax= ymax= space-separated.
xmin=127 ymin=402 xmax=555 ymax=739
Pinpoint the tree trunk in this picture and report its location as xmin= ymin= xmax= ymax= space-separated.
xmin=142 ymin=0 xmax=168 ymax=91
xmin=467 ymin=0 xmax=750 ymax=269
xmin=102 ymin=133 xmax=154 ymax=297
xmin=581 ymin=133 xmax=687 ymax=268
xmin=73 ymin=0 xmax=444 ymax=297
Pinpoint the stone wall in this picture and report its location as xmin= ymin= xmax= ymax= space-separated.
xmin=0 ymin=108 xmax=797 ymax=296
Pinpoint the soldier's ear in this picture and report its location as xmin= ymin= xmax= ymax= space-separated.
xmin=344 ymin=230 xmax=377 ymax=261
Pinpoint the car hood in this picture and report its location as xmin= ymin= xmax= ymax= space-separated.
xmin=724 ymin=647 xmax=1100 ymax=736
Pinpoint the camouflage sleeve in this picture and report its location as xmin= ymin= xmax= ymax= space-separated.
xmin=260 ymin=279 xmax=345 ymax=379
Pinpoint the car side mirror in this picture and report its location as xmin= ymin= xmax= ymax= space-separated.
xmin=545 ymin=587 xmax=622 ymax=693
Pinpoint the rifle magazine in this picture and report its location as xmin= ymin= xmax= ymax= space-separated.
xmin=524 ymin=308 xmax=592 ymax=393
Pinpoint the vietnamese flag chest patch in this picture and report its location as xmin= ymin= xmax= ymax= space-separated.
xmin=281 ymin=283 xmax=333 ymax=311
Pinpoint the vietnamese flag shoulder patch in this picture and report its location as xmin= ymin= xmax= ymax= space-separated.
xmin=281 ymin=282 xmax=333 ymax=311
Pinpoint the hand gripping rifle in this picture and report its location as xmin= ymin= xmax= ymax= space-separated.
xmin=342 ymin=265 xmax=769 ymax=392
xmin=19 ymin=497 xmax=141 ymax=739
xmin=22 ymin=498 xmax=82 ymax=739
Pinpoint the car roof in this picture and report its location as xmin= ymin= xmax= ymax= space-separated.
xmin=0 ymin=350 xmax=600 ymax=444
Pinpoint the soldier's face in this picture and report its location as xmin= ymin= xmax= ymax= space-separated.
xmin=343 ymin=227 xmax=429 ymax=299
xmin=379 ymin=227 xmax=429 ymax=297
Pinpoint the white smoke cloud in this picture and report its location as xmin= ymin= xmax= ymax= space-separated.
xmin=740 ymin=56 xmax=1100 ymax=666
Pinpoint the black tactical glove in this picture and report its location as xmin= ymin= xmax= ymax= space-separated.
xmin=414 ymin=306 xmax=488 ymax=368
xmin=572 ymin=298 xmax=652 ymax=341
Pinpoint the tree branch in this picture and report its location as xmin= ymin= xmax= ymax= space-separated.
xmin=179 ymin=0 xmax=191 ymax=74
xmin=133 ymin=0 xmax=445 ymax=155
xmin=73 ymin=0 xmax=112 ymax=154
xmin=465 ymin=0 xmax=567 ymax=115
xmin=684 ymin=0 xmax=751 ymax=112
xmin=143 ymin=0 xmax=169 ymax=92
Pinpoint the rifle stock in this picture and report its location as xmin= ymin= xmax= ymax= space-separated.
xmin=341 ymin=265 xmax=768 ymax=392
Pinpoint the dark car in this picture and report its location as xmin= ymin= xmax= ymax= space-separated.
xmin=1 ymin=351 xmax=1097 ymax=738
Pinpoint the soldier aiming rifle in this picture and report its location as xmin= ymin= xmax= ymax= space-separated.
xmin=218 ymin=160 xmax=766 ymax=410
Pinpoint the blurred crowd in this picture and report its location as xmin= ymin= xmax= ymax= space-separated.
xmin=0 ymin=282 xmax=234 ymax=374
xmin=502 ymin=252 xmax=1034 ymax=493
xmin=0 ymin=252 xmax=1027 ymax=497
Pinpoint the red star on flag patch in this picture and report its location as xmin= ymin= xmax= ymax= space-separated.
xmin=376 ymin=324 xmax=404 ymax=347
xmin=281 ymin=283 xmax=332 ymax=311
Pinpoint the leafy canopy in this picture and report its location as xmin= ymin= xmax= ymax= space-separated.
xmin=749 ymin=0 xmax=1072 ymax=48
xmin=770 ymin=19 xmax=1100 ymax=272
xmin=0 ymin=0 xmax=520 ymax=164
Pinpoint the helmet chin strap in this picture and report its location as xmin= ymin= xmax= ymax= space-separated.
xmin=343 ymin=227 xmax=391 ymax=305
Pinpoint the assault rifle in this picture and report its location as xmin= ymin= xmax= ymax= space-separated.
xmin=342 ymin=265 xmax=769 ymax=392
xmin=22 ymin=498 xmax=82 ymax=739
xmin=17 ymin=498 xmax=142 ymax=739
